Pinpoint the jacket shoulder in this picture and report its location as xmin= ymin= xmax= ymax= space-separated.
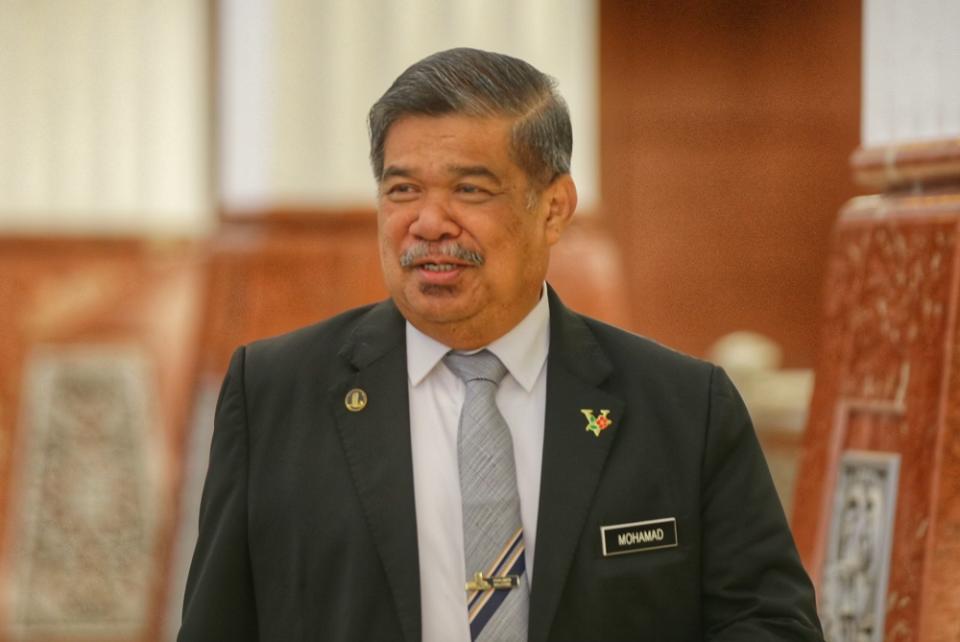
xmin=577 ymin=313 xmax=715 ymax=386
xmin=246 ymin=302 xmax=376 ymax=361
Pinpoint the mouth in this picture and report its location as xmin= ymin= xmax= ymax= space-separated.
xmin=413 ymin=256 xmax=472 ymax=270
xmin=418 ymin=262 xmax=461 ymax=272
xmin=399 ymin=242 xmax=484 ymax=288
xmin=408 ymin=257 xmax=474 ymax=285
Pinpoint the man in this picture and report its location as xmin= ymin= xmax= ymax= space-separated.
xmin=179 ymin=48 xmax=822 ymax=641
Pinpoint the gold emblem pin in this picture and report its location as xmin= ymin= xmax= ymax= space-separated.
xmin=345 ymin=388 xmax=368 ymax=412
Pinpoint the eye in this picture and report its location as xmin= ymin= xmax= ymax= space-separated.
xmin=455 ymin=183 xmax=493 ymax=201
xmin=384 ymin=183 xmax=419 ymax=202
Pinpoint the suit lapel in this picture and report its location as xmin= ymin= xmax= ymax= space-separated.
xmin=529 ymin=289 xmax=624 ymax=642
xmin=329 ymin=292 xmax=622 ymax=642
xmin=332 ymin=301 xmax=421 ymax=642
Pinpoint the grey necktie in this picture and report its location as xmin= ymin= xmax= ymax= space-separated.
xmin=444 ymin=350 xmax=528 ymax=642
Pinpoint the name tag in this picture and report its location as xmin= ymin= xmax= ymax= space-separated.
xmin=600 ymin=517 xmax=678 ymax=557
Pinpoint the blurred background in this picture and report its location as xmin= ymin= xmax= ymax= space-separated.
xmin=3 ymin=0 xmax=953 ymax=640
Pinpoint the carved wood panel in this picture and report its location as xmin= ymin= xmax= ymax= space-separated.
xmin=795 ymin=193 xmax=960 ymax=642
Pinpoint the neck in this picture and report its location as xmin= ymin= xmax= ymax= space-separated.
xmin=404 ymin=289 xmax=543 ymax=351
xmin=409 ymin=314 xmax=518 ymax=351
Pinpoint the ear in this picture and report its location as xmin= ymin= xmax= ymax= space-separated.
xmin=543 ymin=174 xmax=577 ymax=245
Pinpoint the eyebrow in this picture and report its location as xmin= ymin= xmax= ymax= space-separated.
xmin=447 ymin=165 xmax=502 ymax=185
xmin=380 ymin=166 xmax=414 ymax=182
xmin=380 ymin=164 xmax=503 ymax=186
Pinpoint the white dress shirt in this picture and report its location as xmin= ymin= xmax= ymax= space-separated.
xmin=406 ymin=286 xmax=549 ymax=642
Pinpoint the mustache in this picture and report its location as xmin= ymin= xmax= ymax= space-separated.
xmin=399 ymin=242 xmax=485 ymax=268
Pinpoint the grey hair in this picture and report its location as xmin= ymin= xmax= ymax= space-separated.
xmin=368 ymin=47 xmax=572 ymax=187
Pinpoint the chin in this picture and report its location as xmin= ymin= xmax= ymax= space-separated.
xmin=403 ymin=286 xmax=477 ymax=323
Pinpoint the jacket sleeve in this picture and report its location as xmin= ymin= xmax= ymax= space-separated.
xmin=701 ymin=366 xmax=823 ymax=641
xmin=178 ymin=347 xmax=259 ymax=641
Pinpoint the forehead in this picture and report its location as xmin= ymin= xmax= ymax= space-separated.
xmin=381 ymin=114 xmax=518 ymax=174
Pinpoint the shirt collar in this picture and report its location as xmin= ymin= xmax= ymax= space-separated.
xmin=406 ymin=283 xmax=551 ymax=392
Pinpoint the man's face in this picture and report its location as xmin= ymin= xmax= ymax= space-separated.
xmin=377 ymin=114 xmax=574 ymax=349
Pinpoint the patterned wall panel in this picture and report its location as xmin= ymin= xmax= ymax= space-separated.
xmin=821 ymin=451 xmax=900 ymax=642
xmin=5 ymin=347 xmax=159 ymax=639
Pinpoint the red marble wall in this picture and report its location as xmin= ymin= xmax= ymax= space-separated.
xmin=599 ymin=0 xmax=861 ymax=368
xmin=0 ymin=239 xmax=205 ymax=641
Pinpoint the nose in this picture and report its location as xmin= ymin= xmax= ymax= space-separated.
xmin=408 ymin=196 xmax=460 ymax=241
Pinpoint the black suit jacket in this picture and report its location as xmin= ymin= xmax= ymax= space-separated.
xmin=179 ymin=288 xmax=822 ymax=641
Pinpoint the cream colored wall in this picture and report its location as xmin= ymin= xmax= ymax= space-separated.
xmin=0 ymin=1 xmax=597 ymax=232
xmin=220 ymin=0 xmax=599 ymax=212
xmin=0 ymin=0 xmax=211 ymax=235
xmin=863 ymin=0 xmax=960 ymax=146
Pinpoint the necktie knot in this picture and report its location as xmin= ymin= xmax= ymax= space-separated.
xmin=444 ymin=350 xmax=508 ymax=386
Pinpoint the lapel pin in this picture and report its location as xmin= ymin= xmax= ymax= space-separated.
xmin=581 ymin=409 xmax=612 ymax=437
xmin=345 ymin=388 xmax=368 ymax=412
